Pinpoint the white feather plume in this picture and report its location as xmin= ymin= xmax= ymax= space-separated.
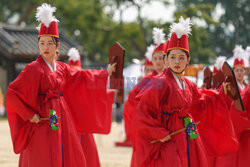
xmin=68 ymin=48 xmax=80 ymax=62
xmin=145 ymin=45 xmax=155 ymax=61
xmin=152 ymin=27 xmax=166 ymax=47
xmin=233 ymin=45 xmax=244 ymax=61
xmin=36 ymin=23 xmax=41 ymax=31
xmin=214 ymin=56 xmax=226 ymax=70
xmin=169 ymin=16 xmax=192 ymax=39
xmin=246 ymin=46 xmax=250 ymax=56
xmin=36 ymin=3 xmax=58 ymax=28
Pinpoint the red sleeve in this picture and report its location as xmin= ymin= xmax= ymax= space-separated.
xmin=134 ymin=82 xmax=169 ymax=166
xmin=123 ymin=101 xmax=131 ymax=140
xmin=123 ymin=74 xmax=161 ymax=142
xmin=63 ymin=66 xmax=112 ymax=134
xmin=6 ymin=63 xmax=42 ymax=153
xmin=242 ymin=85 xmax=250 ymax=118
xmin=218 ymin=85 xmax=233 ymax=110
xmin=230 ymin=85 xmax=250 ymax=138
xmin=123 ymin=87 xmax=141 ymax=141
xmin=189 ymin=83 xmax=238 ymax=156
xmin=106 ymin=90 xmax=115 ymax=127
xmin=136 ymin=84 xmax=169 ymax=141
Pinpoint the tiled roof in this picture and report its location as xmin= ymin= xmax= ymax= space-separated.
xmin=0 ymin=23 xmax=82 ymax=62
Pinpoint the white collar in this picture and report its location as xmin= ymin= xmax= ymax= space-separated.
xmin=41 ymin=56 xmax=57 ymax=72
xmin=154 ymin=69 xmax=160 ymax=74
xmin=170 ymin=70 xmax=185 ymax=90
xmin=237 ymin=81 xmax=245 ymax=90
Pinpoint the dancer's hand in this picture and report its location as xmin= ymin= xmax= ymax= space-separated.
xmin=201 ymin=83 xmax=207 ymax=89
xmin=107 ymin=63 xmax=117 ymax=76
xmin=223 ymin=82 xmax=232 ymax=95
xmin=159 ymin=135 xmax=171 ymax=142
xmin=29 ymin=114 xmax=40 ymax=124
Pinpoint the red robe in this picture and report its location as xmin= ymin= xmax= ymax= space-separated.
xmin=78 ymin=90 xmax=114 ymax=167
xmin=133 ymin=69 xmax=238 ymax=167
xmin=6 ymin=55 xmax=112 ymax=167
xmin=65 ymin=61 xmax=115 ymax=167
xmin=210 ymin=84 xmax=250 ymax=167
xmin=123 ymin=70 xmax=159 ymax=145
xmin=229 ymin=85 xmax=250 ymax=167
xmin=78 ymin=133 xmax=100 ymax=167
xmin=236 ymin=84 xmax=250 ymax=167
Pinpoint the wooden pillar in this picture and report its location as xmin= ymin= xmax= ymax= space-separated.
xmin=2 ymin=56 xmax=16 ymax=85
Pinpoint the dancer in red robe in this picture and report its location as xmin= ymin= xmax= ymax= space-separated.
xmin=212 ymin=45 xmax=249 ymax=167
xmin=233 ymin=45 xmax=248 ymax=91
xmin=236 ymin=85 xmax=250 ymax=167
xmin=208 ymin=56 xmax=235 ymax=167
xmin=6 ymin=4 xmax=116 ymax=167
xmin=132 ymin=17 xmax=238 ymax=167
xmin=123 ymin=28 xmax=167 ymax=148
xmin=67 ymin=48 xmax=115 ymax=167
xmin=228 ymin=85 xmax=250 ymax=167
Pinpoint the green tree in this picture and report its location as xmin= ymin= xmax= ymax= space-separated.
xmin=102 ymin=0 xmax=170 ymax=57
xmin=1 ymin=0 xmax=220 ymax=65
xmin=0 ymin=0 xmax=55 ymax=25
xmin=176 ymin=0 xmax=250 ymax=58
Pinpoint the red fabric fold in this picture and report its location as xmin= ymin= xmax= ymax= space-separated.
xmin=6 ymin=55 xmax=112 ymax=167
xmin=64 ymin=67 xmax=112 ymax=134
xmin=123 ymin=70 xmax=159 ymax=145
xmin=132 ymin=69 xmax=238 ymax=167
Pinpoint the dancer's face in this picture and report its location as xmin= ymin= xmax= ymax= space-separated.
xmin=234 ymin=66 xmax=246 ymax=82
xmin=165 ymin=49 xmax=190 ymax=73
xmin=38 ymin=36 xmax=59 ymax=60
xmin=152 ymin=52 xmax=165 ymax=72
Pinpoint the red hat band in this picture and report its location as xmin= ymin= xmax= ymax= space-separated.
xmin=153 ymin=43 xmax=167 ymax=55
xmin=233 ymin=59 xmax=246 ymax=69
xmin=167 ymin=33 xmax=189 ymax=55
xmin=38 ymin=21 xmax=59 ymax=38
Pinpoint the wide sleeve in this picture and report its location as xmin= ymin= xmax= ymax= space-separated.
xmin=136 ymin=87 xmax=169 ymax=140
xmin=6 ymin=63 xmax=42 ymax=153
xmin=123 ymin=81 xmax=145 ymax=142
xmin=189 ymin=83 xmax=238 ymax=156
xmin=63 ymin=65 xmax=111 ymax=134
xmin=123 ymin=75 xmax=155 ymax=143
xmin=106 ymin=89 xmax=115 ymax=128
xmin=133 ymin=82 xmax=170 ymax=166
xmin=242 ymin=85 xmax=250 ymax=118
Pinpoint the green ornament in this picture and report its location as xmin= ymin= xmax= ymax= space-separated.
xmin=49 ymin=109 xmax=59 ymax=131
xmin=184 ymin=117 xmax=198 ymax=140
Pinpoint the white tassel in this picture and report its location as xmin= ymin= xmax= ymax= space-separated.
xmin=68 ymin=48 xmax=80 ymax=62
xmin=36 ymin=3 xmax=58 ymax=28
xmin=233 ymin=45 xmax=244 ymax=61
xmin=214 ymin=56 xmax=226 ymax=70
xmin=152 ymin=27 xmax=166 ymax=47
xmin=145 ymin=45 xmax=155 ymax=61
xmin=169 ymin=16 xmax=192 ymax=39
